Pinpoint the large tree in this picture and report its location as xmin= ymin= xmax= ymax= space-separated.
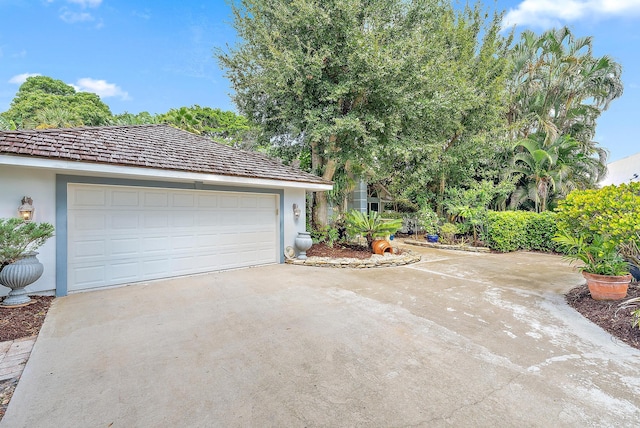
xmin=507 ymin=27 xmax=622 ymax=155
xmin=2 ymin=76 xmax=112 ymax=128
xmin=504 ymin=27 xmax=622 ymax=210
xmin=217 ymin=0 xmax=509 ymax=225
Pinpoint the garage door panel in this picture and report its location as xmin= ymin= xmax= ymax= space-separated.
xmin=142 ymin=236 xmax=170 ymax=253
xmin=144 ymin=192 xmax=168 ymax=207
xmin=72 ymin=240 xmax=106 ymax=259
xmin=172 ymin=193 xmax=195 ymax=207
xmin=72 ymin=265 xmax=107 ymax=289
xmin=72 ymin=213 xmax=107 ymax=231
xmin=111 ymin=238 xmax=139 ymax=256
xmin=111 ymin=190 xmax=139 ymax=206
xmin=110 ymin=262 xmax=139 ymax=281
xmin=198 ymin=195 xmax=218 ymax=208
xmin=144 ymin=213 xmax=169 ymax=228
xmin=71 ymin=188 xmax=107 ymax=207
xmin=68 ymin=184 xmax=279 ymax=292
xmin=112 ymin=214 xmax=139 ymax=230
xmin=172 ymin=213 xmax=195 ymax=228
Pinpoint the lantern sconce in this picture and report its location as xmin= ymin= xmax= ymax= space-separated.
xmin=293 ymin=203 xmax=301 ymax=219
xmin=18 ymin=196 xmax=34 ymax=222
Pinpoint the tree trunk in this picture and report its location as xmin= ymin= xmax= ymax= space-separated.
xmin=311 ymin=137 xmax=338 ymax=228
xmin=436 ymin=172 xmax=446 ymax=217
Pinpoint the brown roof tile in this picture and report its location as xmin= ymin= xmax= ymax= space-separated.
xmin=0 ymin=124 xmax=331 ymax=186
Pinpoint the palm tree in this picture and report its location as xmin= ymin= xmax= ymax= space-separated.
xmin=509 ymin=134 xmax=604 ymax=212
xmin=27 ymin=107 xmax=84 ymax=129
xmin=507 ymin=27 xmax=623 ymax=148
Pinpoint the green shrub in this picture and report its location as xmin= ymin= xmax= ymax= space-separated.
xmin=525 ymin=211 xmax=558 ymax=252
xmin=484 ymin=211 xmax=558 ymax=253
xmin=484 ymin=211 xmax=528 ymax=252
xmin=310 ymin=224 xmax=341 ymax=247
xmin=439 ymin=223 xmax=459 ymax=244
xmin=555 ymin=183 xmax=640 ymax=247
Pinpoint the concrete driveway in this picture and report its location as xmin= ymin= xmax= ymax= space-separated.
xmin=3 ymin=246 xmax=640 ymax=427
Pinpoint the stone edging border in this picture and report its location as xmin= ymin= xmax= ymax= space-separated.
xmin=285 ymin=250 xmax=421 ymax=268
xmin=403 ymin=239 xmax=491 ymax=253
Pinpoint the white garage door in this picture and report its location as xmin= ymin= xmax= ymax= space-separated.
xmin=67 ymin=184 xmax=279 ymax=292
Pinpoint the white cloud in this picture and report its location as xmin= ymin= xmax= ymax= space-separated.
xmin=73 ymin=78 xmax=130 ymax=100
xmin=60 ymin=9 xmax=94 ymax=23
xmin=8 ymin=73 xmax=42 ymax=85
xmin=67 ymin=0 xmax=102 ymax=7
xmin=502 ymin=0 xmax=640 ymax=29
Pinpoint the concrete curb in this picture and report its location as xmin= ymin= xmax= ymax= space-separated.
xmin=403 ymin=239 xmax=491 ymax=253
xmin=285 ymin=250 xmax=421 ymax=268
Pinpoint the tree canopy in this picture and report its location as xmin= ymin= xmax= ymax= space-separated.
xmin=2 ymin=76 xmax=112 ymax=128
xmin=217 ymin=0 xmax=510 ymax=225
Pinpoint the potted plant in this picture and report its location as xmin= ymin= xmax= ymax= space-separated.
xmin=418 ymin=207 xmax=440 ymax=243
xmin=553 ymin=232 xmax=631 ymax=300
xmin=0 ymin=218 xmax=55 ymax=307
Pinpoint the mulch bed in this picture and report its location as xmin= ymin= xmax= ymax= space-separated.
xmin=306 ymin=242 xmax=376 ymax=259
xmin=566 ymin=282 xmax=640 ymax=350
xmin=0 ymin=296 xmax=54 ymax=342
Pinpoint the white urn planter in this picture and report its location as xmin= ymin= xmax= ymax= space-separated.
xmin=295 ymin=231 xmax=313 ymax=260
xmin=0 ymin=252 xmax=44 ymax=307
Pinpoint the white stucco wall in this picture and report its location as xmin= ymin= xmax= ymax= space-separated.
xmin=283 ymin=188 xmax=308 ymax=252
xmin=600 ymin=153 xmax=640 ymax=186
xmin=0 ymin=164 xmax=57 ymax=296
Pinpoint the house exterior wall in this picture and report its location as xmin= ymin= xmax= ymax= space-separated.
xmin=0 ymin=165 xmax=57 ymax=295
xmin=600 ymin=153 xmax=640 ymax=186
xmin=1 ymin=164 xmax=313 ymax=297
xmin=347 ymin=179 xmax=367 ymax=213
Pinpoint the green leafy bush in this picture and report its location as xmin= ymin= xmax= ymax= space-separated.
xmin=439 ymin=223 xmax=459 ymax=244
xmin=484 ymin=210 xmax=558 ymax=252
xmin=525 ymin=211 xmax=558 ymax=252
xmin=555 ymin=183 xmax=640 ymax=247
xmin=484 ymin=211 xmax=528 ymax=252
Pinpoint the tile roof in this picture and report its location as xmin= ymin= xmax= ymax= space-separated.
xmin=0 ymin=124 xmax=331 ymax=186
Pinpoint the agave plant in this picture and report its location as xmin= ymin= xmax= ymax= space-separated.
xmin=344 ymin=210 xmax=402 ymax=248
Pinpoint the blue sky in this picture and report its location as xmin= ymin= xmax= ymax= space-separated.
xmin=0 ymin=0 xmax=638 ymax=161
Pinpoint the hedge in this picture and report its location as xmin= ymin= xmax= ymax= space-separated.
xmin=484 ymin=211 xmax=558 ymax=252
xmin=555 ymin=182 xmax=640 ymax=246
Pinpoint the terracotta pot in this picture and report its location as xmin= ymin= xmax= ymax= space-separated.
xmin=372 ymin=239 xmax=392 ymax=255
xmin=582 ymin=271 xmax=632 ymax=301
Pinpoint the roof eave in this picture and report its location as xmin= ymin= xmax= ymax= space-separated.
xmin=0 ymin=154 xmax=333 ymax=191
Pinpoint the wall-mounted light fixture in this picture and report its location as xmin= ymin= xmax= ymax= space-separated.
xmin=18 ymin=196 xmax=34 ymax=222
xmin=293 ymin=203 xmax=301 ymax=219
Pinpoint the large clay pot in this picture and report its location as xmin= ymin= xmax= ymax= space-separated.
xmin=582 ymin=271 xmax=632 ymax=301
xmin=372 ymin=239 xmax=392 ymax=255
xmin=0 ymin=252 xmax=44 ymax=307
xmin=295 ymin=231 xmax=313 ymax=260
